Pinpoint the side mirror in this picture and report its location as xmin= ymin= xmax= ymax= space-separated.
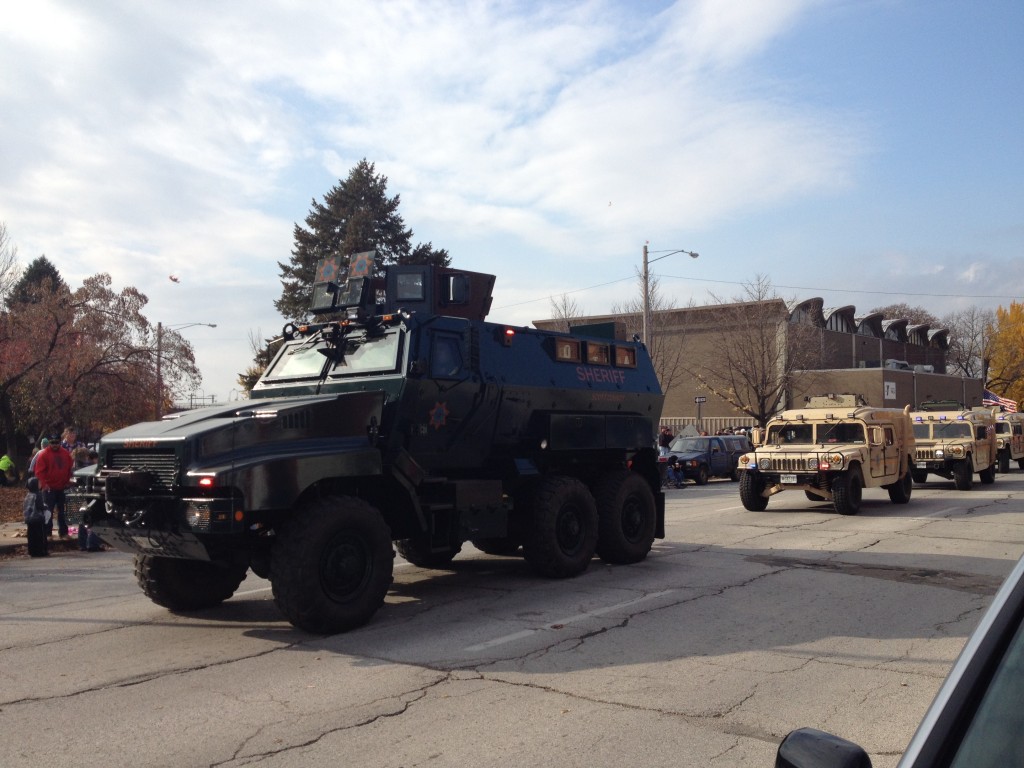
xmin=869 ymin=427 xmax=883 ymax=446
xmin=775 ymin=728 xmax=872 ymax=768
xmin=751 ymin=428 xmax=764 ymax=446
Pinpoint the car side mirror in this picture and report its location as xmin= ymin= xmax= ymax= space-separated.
xmin=775 ymin=728 xmax=872 ymax=768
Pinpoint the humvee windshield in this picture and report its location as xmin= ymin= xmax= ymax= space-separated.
xmin=995 ymin=422 xmax=1011 ymax=435
xmin=767 ymin=424 xmax=813 ymax=445
xmin=817 ymin=422 xmax=865 ymax=444
xmin=913 ymin=422 xmax=973 ymax=440
xmin=263 ymin=331 xmax=403 ymax=382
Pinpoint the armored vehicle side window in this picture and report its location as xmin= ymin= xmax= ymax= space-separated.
xmin=328 ymin=331 xmax=403 ymax=378
xmin=263 ymin=342 xmax=330 ymax=381
xmin=767 ymin=424 xmax=814 ymax=444
xmin=615 ymin=346 xmax=637 ymax=368
xmin=587 ymin=342 xmax=610 ymax=365
xmin=817 ymin=422 xmax=865 ymax=444
xmin=555 ymin=339 xmax=582 ymax=362
xmin=430 ymin=334 xmax=463 ymax=378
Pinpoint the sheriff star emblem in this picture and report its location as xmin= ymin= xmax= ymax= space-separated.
xmin=429 ymin=401 xmax=450 ymax=430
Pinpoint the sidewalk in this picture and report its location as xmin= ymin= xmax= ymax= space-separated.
xmin=0 ymin=521 xmax=102 ymax=556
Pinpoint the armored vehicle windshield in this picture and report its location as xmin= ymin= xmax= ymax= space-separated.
xmin=262 ymin=328 xmax=403 ymax=383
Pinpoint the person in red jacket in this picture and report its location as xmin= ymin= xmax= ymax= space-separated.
xmin=33 ymin=434 xmax=74 ymax=539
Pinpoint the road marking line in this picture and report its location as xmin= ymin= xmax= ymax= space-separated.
xmin=463 ymin=589 xmax=675 ymax=652
xmin=235 ymin=586 xmax=272 ymax=597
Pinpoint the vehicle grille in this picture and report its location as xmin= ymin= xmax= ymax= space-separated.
xmin=106 ymin=449 xmax=180 ymax=489
xmin=916 ymin=449 xmax=937 ymax=461
xmin=766 ymin=456 xmax=817 ymax=472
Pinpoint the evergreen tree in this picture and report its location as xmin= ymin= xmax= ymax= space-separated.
xmin=5 ymin=255 xmax=67 ymax=309
xmin=275 ymin=159 xmax=449 ymax=322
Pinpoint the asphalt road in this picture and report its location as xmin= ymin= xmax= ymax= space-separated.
xmin=2 ymin=474 xmax=1024 ymax=768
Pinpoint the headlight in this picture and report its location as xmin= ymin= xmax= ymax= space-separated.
xmin=759 ymin=457 xmax=772 ymax=471
xmin=935 ymin=449 xmax=945 ymax=459
xmin=949 ymin=445 xmax=966 ymax=458
xmin=806 ymin=457 xmax=818 ymax=471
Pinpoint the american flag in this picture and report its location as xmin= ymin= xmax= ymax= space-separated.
xmin=983 ymin=389 xmax=1018 ymax=413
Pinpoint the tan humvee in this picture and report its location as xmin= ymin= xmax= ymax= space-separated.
xmin=993 ymin=411 xmax=1024 ymax=472
xmin=909 ymin=403 xmax=997 ymax=490
xmin=737 ymin=394 xmax=915 ymax=515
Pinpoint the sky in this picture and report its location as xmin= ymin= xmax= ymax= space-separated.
xmin=2 ymin=0 xmax=1022 ymax=406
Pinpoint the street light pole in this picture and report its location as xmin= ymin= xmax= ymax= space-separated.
xmin=155 ymin=321 xmax=217 ymax=419
xmin=641 ymin=244 xmax=699 ymax=349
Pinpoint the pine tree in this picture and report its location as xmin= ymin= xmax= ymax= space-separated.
xmin=5 ymin=255 xmax=67 ymax=309
xmin=274 ymin=159 xmax=449 ymax=321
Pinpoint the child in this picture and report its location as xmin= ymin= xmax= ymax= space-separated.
xmin=23 ymin=476 xmax=50 ymax=557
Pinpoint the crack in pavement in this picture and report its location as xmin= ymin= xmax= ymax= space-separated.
xmin=744 ymin=554 xmax=1004 ymax=595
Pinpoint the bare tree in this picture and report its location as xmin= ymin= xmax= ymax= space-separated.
xmin=870 ymin=303 xmax=939 ymax=326
xmin=0 ymin=222 xmax=20 ymax=301
xmin=678 ymin=275 xmax=822 ymax=427
xmin=546 ymin=293 xmax=585 ymax=333
xmin=942 ymin=306 xmax=995 ymax=379
xmin=611 ymin=272 xmax=687 ymax=393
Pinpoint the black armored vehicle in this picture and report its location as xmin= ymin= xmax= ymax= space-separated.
xmin=72 ymin=252 xmax=666 ymax=633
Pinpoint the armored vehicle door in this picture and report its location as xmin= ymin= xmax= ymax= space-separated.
xmin=403 ymin=323 xmax=498 ymax=469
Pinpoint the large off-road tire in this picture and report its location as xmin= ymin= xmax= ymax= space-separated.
xmin=832 ymin=468 xmax=863 ymax=515
xmin=471 ymin=537 xmax=522 ymax=556
xmin=134 ymin=555 xmax=248 ymax=611
xmin=979 ymin=462 xmax=996 ymax=485
xmin=1018 ymin=458 xmax=1024 ymax=471
xmin=887 ymin=469 xmax=913 ymax=504
xmin=999 ymin=450 xmax=1010 ymax=474
xmin=804 ymin=490 xmax=823 ymax=502
xmin=739 ymin=472 xmax=769 ymax=511
xmin=593 ymin=470 xmax=656 ymax=564
xmin=953 ymin=459 xmax=973 ymax=491
xmin=394 ymin=534 xmax=463 ymax=568
xmin=522 ymin=475 xmax=598 ymax=578
xmin=270 ymin=496 xmax=393 ymax=634
xmin=695 ymin=464 xmax=710 ymax=486
xmin=911 ymin=468 xmax=928 ymax=484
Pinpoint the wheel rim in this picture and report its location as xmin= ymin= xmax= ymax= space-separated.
xmin=619 ymin=493 xmax=644 ymax=542
xmin=556 ymin=501 xmax=587 ymax=555
xmin=320 ymin=531 xmax=372 ymax=603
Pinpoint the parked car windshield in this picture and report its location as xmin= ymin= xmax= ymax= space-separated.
xmin=669 ymin=437 xmax=708 ymax=453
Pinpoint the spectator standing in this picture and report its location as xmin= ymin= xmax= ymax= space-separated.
xmin=61 ymin=427 xmax=88 ymax=469
xmin=28 ymin=437 xmax=48 ymax=475
xmin=658 ymin=426 xmax=674 ymax=457
xmin=33 ymin=435 xmax=74 ymax=539
xmin=0 ymin=453 xmax=17 ymax=486
xmin=23 ymin=476 xmax=49 ymax=557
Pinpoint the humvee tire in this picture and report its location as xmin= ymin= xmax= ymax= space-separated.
xmin=594 ymin=470 xmax=656 ymax=564
xmin=979 ymin=463 xmax=996 ymax=485
xmin=887 ymin=470 xmax=913 ymax=504
xmin=999 ymin=450 xmax=1010 ymax=474
xmin=911 ymin=468 xmax=928 ymax=484
xmin=271 ymin=496 xmax=393 ymax=634
xmin=739 ymin=472 xmax=769 ymax=511
xmin=832 ymin=468 xmax=863 ymax=515
xmin=953 ymin=460 xmax=973 ymax=491
xmin=522 ymin=475 xmax=598 ymax=578
xmin=134 ymin=555 xmax=248 ymax=611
